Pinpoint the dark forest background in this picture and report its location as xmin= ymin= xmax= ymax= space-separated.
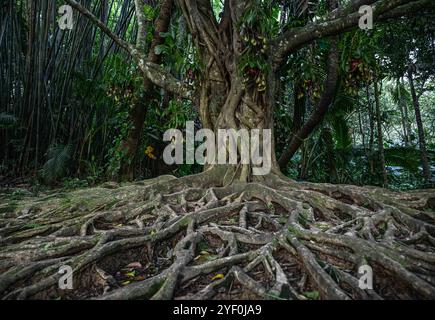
xmin=1 ymin=0 xmax=434 ymax=193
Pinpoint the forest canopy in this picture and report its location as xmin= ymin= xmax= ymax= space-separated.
xmin=0 ymin=0 xmax=434 ymax=301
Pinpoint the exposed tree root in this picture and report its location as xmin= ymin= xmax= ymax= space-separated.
xmin=0 ymin=172 xmax=434 ymax=300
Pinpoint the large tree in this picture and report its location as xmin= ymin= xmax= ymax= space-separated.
xmin=0 ymin=0 xmax=434 ymax=300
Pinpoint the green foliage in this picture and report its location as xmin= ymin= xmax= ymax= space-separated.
xmin=303 ymin=290 xmax=320 ymax=300
xmin=106 ymin=111 xmax=131 ymax=179
xmin=100 ymin=55 xmax=142 ymax=179
xmin=211 ymin=0 xmax=224 ymax=19
xmin=153 ymin=15 xmax=198 ymax=79
xmin=238 ymin=0 xmax=279 ymax=90
xmin=143 ymin=3 xmax=155 ymax=20
xmin=384 ymin=147 xmax=422 ymax=173
xmin=81 ymin=156 xmax=104 ymax=186
xmin=0 ymin=113 xmax=18 ymax=129
xmin=61 ymin=177 xmax=89 ymax=190
xmin=389 ymin=81 xmax=411 ymax=106
xmin=158 ymin=100 xmax=193 ymax=130
xmin=41 ymin=144 xmax=73 ymax=184
xmin=240 ymin=0 xmax=279 ymax=37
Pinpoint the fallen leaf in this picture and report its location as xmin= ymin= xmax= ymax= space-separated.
xmin=211 ymin=274 xmax=225 ymax=281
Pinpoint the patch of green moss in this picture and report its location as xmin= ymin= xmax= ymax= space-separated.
xmin=0 ymin=203 xmax=18 ymax=214
xmin=288 ymin=225 xmax=303 ymax=237
xmin=179 ymin=217 xmax=190 ymax=228
xmin=24 ymin=222 xmax=42 ymax=229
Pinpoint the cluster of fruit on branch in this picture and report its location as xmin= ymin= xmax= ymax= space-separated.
xmin=344 ymin=58 xmax=373 ymax=95
xmin=240 ymin=29 xmax=269 ymax=92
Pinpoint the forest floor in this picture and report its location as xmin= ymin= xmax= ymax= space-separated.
xmin=0 ymin=173 xmax=434 ymax=300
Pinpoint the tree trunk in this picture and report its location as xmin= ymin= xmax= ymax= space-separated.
xmin=196 ymin=67 xmax=283 ymax=184
xmin=322 ymin=128 xmax=337 ymax=183
xmin=408 ymin=67 xmax=431 ymax=183
xmin=171 ymin=0 xmax=286 ymax=185
xmin=358 ymin=100 xmax=367 ymax=151
xmin=278 ymin=42 xmax=339 ymax=169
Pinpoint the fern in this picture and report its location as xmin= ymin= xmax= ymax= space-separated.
xmin=389 ymin=82 xmax=411 ymax=105
xmin=384 ymin=147 xmax=422 ymax=173
xmin=0 ymin=113 xmax=18 ymax=129
xmin=42 ymin=144 xmax=73 ymax=184
xmin=326 ymin=88 xmax=356 ymax=152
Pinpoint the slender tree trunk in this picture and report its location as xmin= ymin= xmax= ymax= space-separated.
xmin=358 ymin=102 xmax=366 ymax=151
xmin=408 ymin=67 xmax=431 ymax=182
xmin=367 ymin=84 xmax=375 ymax=177
xmin=374 ymin=79 xmax=387 ymax=186
xmin=299 ymin=142 xmax=308 ymax=180
xmin=396 ymin=78 xmax=410 ymax=146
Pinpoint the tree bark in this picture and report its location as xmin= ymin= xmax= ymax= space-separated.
xmin=366 ymin=84 xmax=375 ymax=176
xmin=396 ymin=78 xmax=411 ymax=146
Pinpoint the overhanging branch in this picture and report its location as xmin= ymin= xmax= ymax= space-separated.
xmin=272 ymin=0 xmax=434 ymax=67
xmin=65 ymin=0 xmax=193 ymax=100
